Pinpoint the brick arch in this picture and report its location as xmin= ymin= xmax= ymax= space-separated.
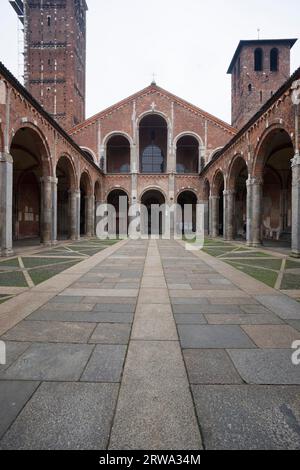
xmin=253 ymin=124 xmax=294 ymax=177
xmin=136 ymin=110 xmax=170 ymax=128
xmin=176 ymin=187 xmax=198 ymax=201
xmin=139 ymin=186 xmax=167 ymax=203
xmin=80 ymin=170 xmax=93 ymax=196
xmin=103 ymin=131 xmax=133 ymax=147
xmin=56 ymin=153 xmax=78 ymax=190
xmin=81 ymin=146 xmax=97 ymax=163
xmin=106 ymin=187 xmax=130 ymax=201
xmin=94 ymin=180 xmax=102 ymax=202
xmin=10 ymin=122 xmax=53 ymax=177
xmin=227 ymin=154 xmax=248 ymax=190
xmin=211 ymin=169 xmax=225 ymax=196
xmin=173 ymin=131 xmax=203 ymax=148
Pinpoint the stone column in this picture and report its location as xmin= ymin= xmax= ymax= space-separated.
xmin=291 ymin=153 xmax=300 ymax=257
xmin=85 ymin=195 xmax=95 ymax=237
xmin=40 ymin=176 xmax=53 ymax=246
xmin=199 ymin=199 xmax=209 ymax=236
xmin=223 ymin=190 xmax=235 ymax=240
xmin=0 ymin=152 xmax=13 ymax=256
xmin=51 ymin=177 xmax=58 ymax=245
xmin=246 ymin=177 xmax=252 ymax=246
xmin=69 ymin=190 xmax=80 ymax=240
xmin=247 ymin=176 xmax=263 ymax=247
xmin=210 ymin=195 xmax=219 ymax=238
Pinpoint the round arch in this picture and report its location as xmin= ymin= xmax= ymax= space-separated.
xmin=9 ymin=125 xmax=52 ymax=243
xmin=56 ymin=154 xmax=78 ymax=240
xmin=173 ymin=131 xmax=203 ymax=148
xmin=106 ymin=134 xmax=131 ymax=174
xmin=140 ymin=188 xmax=166 ymax=236
xmin=253 ymin=126 xmax=294 ymax=245
xmin=139 ymin=113 xmax=168 ymax=174
xmin=81 ymin=147 xmax=97 ymax=163
xmin=176 ymin=135 xmax=200 ymax=174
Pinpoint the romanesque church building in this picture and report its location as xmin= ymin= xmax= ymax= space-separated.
xmin=1 ymin=0 xmax=300 ymax=256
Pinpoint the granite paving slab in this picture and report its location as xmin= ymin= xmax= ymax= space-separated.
xmin=178 ymin=324 xmax=256 ymax=349
xmin=0 ymin=382 xmax=119 ymax=450
xmin=81 ymin=344 xmax=126 ymax=382
xmin=191 ymin=384 xmax=300 ymax=449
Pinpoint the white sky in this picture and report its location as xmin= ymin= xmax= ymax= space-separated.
xmin=1 ymin=0 xmax=300 ymax=124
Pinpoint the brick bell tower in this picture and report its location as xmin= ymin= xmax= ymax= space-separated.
xmin=10 ymin=0 xmax=87 ymax=129
xmin=227 ymin=38 xmax=297 ymax=130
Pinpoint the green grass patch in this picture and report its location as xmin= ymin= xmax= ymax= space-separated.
xmin=22 ymin=257 xmax=72 ymax=268
xmin=0 ymin=258 xmax=20 ymax=267
xmin=226 ymin=258 xmax=282 ymax=271
xmin=225 ymin=261 xmax=278 ymax=287
xmin=286 ymin=259 xmax=300 ymax=270
xmin=222 ymin=251 xmax=272 ymax=258
xmin=0 ymin=271 xmax=27 ymax=287
xmin=280 ymin=273 xmax=300 ymax=290
xmin=30 ymin=260 xmax=80 ymax=285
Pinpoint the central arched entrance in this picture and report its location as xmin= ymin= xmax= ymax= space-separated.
xmin=177 ymin=191 xmax=197 ymax=235
xmin=107 ymin=189 xmax=129 ymax=237
xmin=140 ymin=189 xmax=166 ymax=236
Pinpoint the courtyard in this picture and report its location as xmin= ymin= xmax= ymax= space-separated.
xmin=0 ymin=239 xmax=299 ymax=450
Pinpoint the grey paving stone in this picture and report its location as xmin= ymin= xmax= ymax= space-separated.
xmin=82 ymin=296 xmax=136 ymax=304
xmin=0 ymin=343 xmax=94 ymax=381
xmin=0 ymin=381 xmax=39 ymax=440
xmin=205 ymin=313 xmax=283 ymax=325
xmin=109 ymin=340 xmax=202 ymax=450
xmin=255 ymin=294 xmax=300 ymax=319
xmin=192 ymin=384 xmax=300 ymax=449
xmin=172 ymin=304 xmax=242 ymax=314
xmin=93 ymin=303 xmax=136 ymax=313
xmin=288 ymin=320 xmax=300 ymax=332
xmin=227 ymin=349 xmax=300 ymax=384
xmin=209 ymin=278 xmax=233 ymax=285
xmin=242 ymin=325 xmax=300 ymax=348
xmin=174 ymin=314 xmax=207 ymax=324
xmin=27 ymin=310 xmax=133 ymax=324
xmin=183 ymin=349 xmax=242 ymax=384
xmin=171 ymin=298 xmax=209 ymax=305
xmin=240 ymin=304 xmax=273 ymax=314
xmin=178 ymin=325 xmax=256 ymax=349
xmin=81 ymin=345 xmax=126 ymax=382
xmin=0 ymin=382 xmax=119 ymax=450
xmin=40 ymin=303 xmax=95 ymax=312
xmin=2 ymin=321 xmax=96 ymax=343
xmin=0 ymin=342 xmax=31 ymax=372
xmin=209 ymin=297 xmax=259 ymax=305
xmin=49 ymin=296 xmax=83 ymax=303
xmin=89 ymin=323 xmax=131 ymax=344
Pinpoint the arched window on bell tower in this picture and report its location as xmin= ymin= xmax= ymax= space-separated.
xmin=254 ymin=48 xmax=263 ymax=71
xmin=270 ymin=48 xmax=279 ymax=71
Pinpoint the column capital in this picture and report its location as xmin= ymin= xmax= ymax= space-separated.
xmin=209 ymin=195 xmax=220 ymax=200
xmin=40 ymin=176 xmax=57 ymax=184
xmin=291 ymin=153 xmax=300 ymax=167
xmin=0 ymin=152 xmax=13 ymax=163
xmin=223 ymin=189 xmax=236 ymax=196
xmin=246 ymin=176 xmax=263 ymax=186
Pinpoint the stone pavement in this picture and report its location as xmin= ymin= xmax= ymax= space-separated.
xmin=0 ymin=239 xmax=299 ymax=449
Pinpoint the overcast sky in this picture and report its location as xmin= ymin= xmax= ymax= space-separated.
xmin=1 ymin=0 xmax=300 ymax=124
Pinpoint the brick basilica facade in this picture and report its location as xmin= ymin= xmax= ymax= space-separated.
xmin=1 ymin=1 xmax=300 ymax=256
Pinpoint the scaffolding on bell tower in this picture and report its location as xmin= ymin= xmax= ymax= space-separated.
xmin=9 ymin=0 xmax=25 ymax=84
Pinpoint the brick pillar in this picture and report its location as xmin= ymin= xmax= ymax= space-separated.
xmin=210 ymin=195 xmax=219 ymax=238
xmin=223 ymin=190 xmax=235 ymax=241
xmin=0 ymin=153 xmax=13 ymax=256
xmin=69 ymin=190 xmax=80 ymax=240
xmin=291 ymin=154 xmax=300 ymax=257
xmin=40 ymin=176 xmax=53 ymax=246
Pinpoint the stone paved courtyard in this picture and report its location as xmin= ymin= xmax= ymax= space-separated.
xmin=0 ymin=239 xmax=299 ymax=449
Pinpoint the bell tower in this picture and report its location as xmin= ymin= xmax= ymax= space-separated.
xmin=10 ymin=0 xmax=88 ymax=129
xmin=227 ymin=38 xmax=297 ymax=129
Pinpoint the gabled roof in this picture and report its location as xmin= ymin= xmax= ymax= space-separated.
xmin=70 ymin=83 xmax=236 ymax=135
xmin=227 ymin=38 xmax=297 ymax=73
